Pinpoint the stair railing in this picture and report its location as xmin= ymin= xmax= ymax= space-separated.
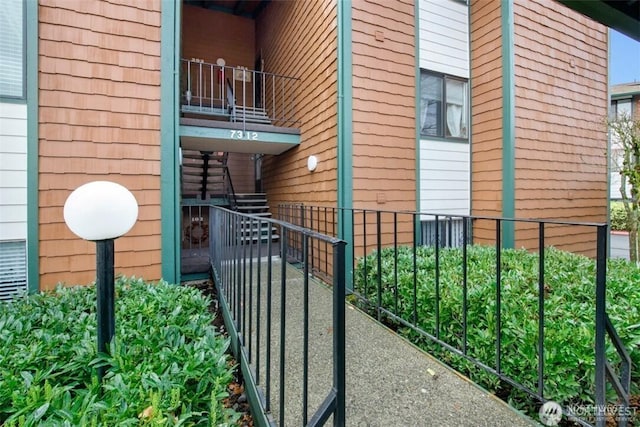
xmin=221 ymin=153 xmax=237 ymax=210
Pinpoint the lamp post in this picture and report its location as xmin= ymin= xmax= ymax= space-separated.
xmin=63 ymin=181 xmax=138 ymax=385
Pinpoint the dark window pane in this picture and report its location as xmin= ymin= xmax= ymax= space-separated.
xmin=420 ymin=72 xmax=442 ymax=137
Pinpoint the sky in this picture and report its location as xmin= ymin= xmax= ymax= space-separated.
xmin=609 ymin=30 xmax=640 ymax=85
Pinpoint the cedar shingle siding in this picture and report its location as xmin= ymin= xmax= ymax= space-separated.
xmin=38 ymin=0 xmax=162 ymax=289
xmin=513 ymin=0 xmax=607 ymax=254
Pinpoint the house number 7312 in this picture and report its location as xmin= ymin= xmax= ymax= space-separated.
xmin=230 ymin=130 xmax=259 ymax=140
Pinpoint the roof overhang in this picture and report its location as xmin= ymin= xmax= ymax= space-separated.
xmin=557 ymin=0 xmax=640 ymax=42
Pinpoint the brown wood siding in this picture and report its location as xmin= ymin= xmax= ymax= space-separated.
xmin=470 ymin=0 xmax=503 ymax=243
xmin=513 ymin=0 xmax=608 ymax=254
xmin=38 ymin=0 xmax=161 ymax=289
xmin=352 ymin=0 xmax=415 ymax=212
xmin=351 ymin=0 xmax=416 ymax=250
xmin=257 ymin=1 xmax=338 ymax=209
xmin=181 ymin=5 xmax=255 ymax=70
xmin=227 ymin=152 xmax=254 ymax=193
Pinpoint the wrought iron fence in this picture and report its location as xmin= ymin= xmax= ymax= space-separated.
xmin=277 ymin=204 xmax=633 ymax=427
xmin=180 ymin=59 xmax=299 ymax=127
xmin=209 ymin=206 xmax=346 ymax=426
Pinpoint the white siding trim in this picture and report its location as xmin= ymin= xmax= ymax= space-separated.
xmin=419 ymin=0 xmax=469 ymax=78
xmin=419 ymin=139 xmax=470 ymax=216
xmin=0 ymin=102 xmax=27 ymax=241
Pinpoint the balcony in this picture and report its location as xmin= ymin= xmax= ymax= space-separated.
xmin=179 ymin=58 xmax=301 ymax=155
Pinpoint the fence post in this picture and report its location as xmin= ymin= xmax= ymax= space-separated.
xmin=594 ymin=224 xmax=608 ymax=427
xmin=333 ymin=240 xmax=346 ymax=426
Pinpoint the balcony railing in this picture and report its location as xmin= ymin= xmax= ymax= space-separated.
xmin=180 ymin=59 xmax=299 ymax=127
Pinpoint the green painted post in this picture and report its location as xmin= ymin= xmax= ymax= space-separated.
xmin=501 ymin=0 xmax=515 ymax=248
xmin=337 ymin=0 xmax=354 ymax=290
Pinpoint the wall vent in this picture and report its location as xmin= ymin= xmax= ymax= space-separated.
xmin=0 ymin=240 xmax=27 ymax=301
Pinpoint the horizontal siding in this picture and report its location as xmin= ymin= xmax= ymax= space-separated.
xmin=227 ymin=153 xmax=254 ymax=193
xmin=470 ymin=0 xmax=502 ymax=243
xmin=0 ymin=103 xmax=27 ymax=241
xmin=352 ymin=0 xmax=416 ymax=211
xmin=420 ymin=140 xmax=469 ymax=215
xmin=513 ymin=0 xmax=607 ymax=234
xmin=258 ymin=0 xmax=338 ymax=208
xmin=419 ymin=0 xmax=469 ymax=78
xmin=38 ymin=0 xmax=162 ymax=289
xmin=181 ymin=5 xmax=254 ymax=69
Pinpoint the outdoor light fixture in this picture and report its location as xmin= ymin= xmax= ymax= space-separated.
xmin=63 ymin=181 xmax=138 ymax=385
xmin=307 ymin=155 xmax=318 ymax=172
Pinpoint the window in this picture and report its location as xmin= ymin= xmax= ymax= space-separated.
xmin=610 ymin=99 xmax=632 ymax=120
xmin=0 ymin=0 xmax=24 ymax=99
xmin=420 ymin=70 xmax=469 ymax=140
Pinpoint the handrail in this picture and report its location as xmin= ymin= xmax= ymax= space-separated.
xmin=209 ymin=206 xmax=346 ymax=425
xmin=594 ymin=225 xmax=632 ymax=427
xmin=180 ymin=58 xmax=299 ymax=127
xmin=277 ymin=203 xmax=634 ymax=427
xmin=221 ymin=153 xmax=237 ymax=210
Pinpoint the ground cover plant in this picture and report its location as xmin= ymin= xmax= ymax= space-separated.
xmin=611 ymin=201 xmax=631 ymax=231
xmin=354 ymin=245 xmax=640 ymax=422
xmin=0 ymin=277 xmax=239 ymax=426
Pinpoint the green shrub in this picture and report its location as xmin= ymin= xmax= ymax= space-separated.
xmin=0 ymin=277 xmax=238 ymax=426
xmin=354 ymin=245 xmax=640 ymax=417
xmin=610 ymin=201 xmax=630 ymax=231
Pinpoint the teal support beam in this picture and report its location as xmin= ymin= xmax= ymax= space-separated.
xmin=26 ymin=0 xmax=39 ymax=293
xmin=501 ymin=0 xmax=515 ymax=248
xmin=160 ymin=0 xmax=181 ymax=284
xmin=337 ymin=0 xmax=354 ymax=290
xmin=414 ymin=0 xmax=422 ymax=244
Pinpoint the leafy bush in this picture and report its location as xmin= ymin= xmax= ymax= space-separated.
xmin=0 ymin=277 xmax=238 ymax=426
xmin=354 ymin=245 xmax=640 ymax=417
xmin=611 ymin=201 xmax=630 ymax=231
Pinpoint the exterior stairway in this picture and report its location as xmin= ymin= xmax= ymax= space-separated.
xmin=181 ymin=150 xmax=232 ymax=202
xmin=235 ymin=193 xmax=279 ymax=244
xmin=231 ymin=106 xmax=271 ymax=125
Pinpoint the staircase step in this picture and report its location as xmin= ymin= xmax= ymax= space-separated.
xmin=235 ymin=193 xmax=266 ymax=198
xmin=236 ymin=198 xmax=267 ymax=204
xmin=239 ymin=212 xmax=272 ymax=218
xmin=240 ymin=234 xmax=280 ymax=243
xmin=236 ymin=205 xmax=269 ymax=211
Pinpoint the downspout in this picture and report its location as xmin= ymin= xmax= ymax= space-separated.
xmin=337 ymin=0 xmax=354 ymax=290
xmin=501 ymin=0 xmax=515 ymax=248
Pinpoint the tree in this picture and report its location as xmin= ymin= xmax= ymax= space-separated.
xmin=608 ymin=112 xmax=640 ymax=263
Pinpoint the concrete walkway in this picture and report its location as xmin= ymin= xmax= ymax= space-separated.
xmin=242 ymin=260 xmax=537 ymax=427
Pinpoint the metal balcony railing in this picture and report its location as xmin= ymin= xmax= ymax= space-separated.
xmin=180 ymin=59 xmax=299 ymax=127
xmin=277 ymin=204 xmax=634 ymax=427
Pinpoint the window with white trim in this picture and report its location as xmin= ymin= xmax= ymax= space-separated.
xmin=0 ymin=0 xmax=25 ymax=99
xmin=420 ymin=70 xmax=469 ymax=140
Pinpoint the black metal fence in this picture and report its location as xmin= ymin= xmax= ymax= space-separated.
xmin=209 ymin=206 xmax=346 ymax=426
xmin=277 ymin=204 xmax=633 ymax=427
